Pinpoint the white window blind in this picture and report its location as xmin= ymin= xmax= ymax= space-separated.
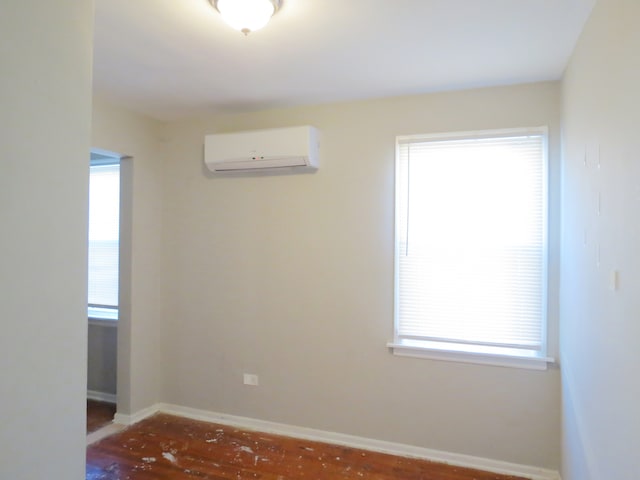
xmin=88 ymin=161 xmax=120 ymax=312
xmin=394 ymin=128 xmax=547 ymax=359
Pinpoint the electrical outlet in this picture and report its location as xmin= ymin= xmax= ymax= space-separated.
xmin=243 ymin=373 xmax=259 ymax=386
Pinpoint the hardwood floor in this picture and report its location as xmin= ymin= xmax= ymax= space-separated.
xmin=87 ymin=399 xmax=117 ymax=434
xmin=86 ymin=413 xmax=528 ymax=479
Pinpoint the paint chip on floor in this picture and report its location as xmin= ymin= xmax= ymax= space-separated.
xmin=162 ymin=452 xmax=177 ymax=464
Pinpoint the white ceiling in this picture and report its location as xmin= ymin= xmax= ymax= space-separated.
xmin=93 ymin=0 xmax=596 ymax=121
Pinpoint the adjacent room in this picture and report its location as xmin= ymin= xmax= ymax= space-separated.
xmin=2 ymin=1 xmax=638 ymax=479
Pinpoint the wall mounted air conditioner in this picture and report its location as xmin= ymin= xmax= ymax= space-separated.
xmin=204 ymin=125 xmax=319 ymax=173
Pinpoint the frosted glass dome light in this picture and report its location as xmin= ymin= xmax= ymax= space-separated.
xmin=213 ymin=0 xmax=281 ymax=35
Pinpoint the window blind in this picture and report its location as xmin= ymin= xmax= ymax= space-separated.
xmin=395 ymin=129 xmax=547 ymax=353
xmin=88 ymin=162 xmax=120 ymax=309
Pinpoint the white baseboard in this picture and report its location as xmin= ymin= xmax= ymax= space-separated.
xmin=113 ymin=403 xmax=160 ymax=426
xmin=87 ymin=422 xmax=125 ymax=446
xmin=87 ymin=390 xmax=117 ymax=404
xmin=117 ymin=402 xmax=559 ymax=480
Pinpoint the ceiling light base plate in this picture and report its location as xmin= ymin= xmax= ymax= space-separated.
xmin=211 ymin=0 xmax=282 ymax=35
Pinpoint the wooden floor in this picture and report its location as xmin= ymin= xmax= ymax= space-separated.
xmin=87 ymin=400 xmax=117 ymax=434
xmin=86 ymin=413 xmax=528 ymax=480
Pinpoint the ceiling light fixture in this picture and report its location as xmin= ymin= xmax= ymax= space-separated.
xmin=211 ymin=0 xmax=281 ymax=35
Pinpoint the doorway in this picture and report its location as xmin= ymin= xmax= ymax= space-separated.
xmin=87 ymin=149 xmax=121 ymax=432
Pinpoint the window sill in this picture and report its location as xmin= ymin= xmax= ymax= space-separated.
xmin=387 ymin=339 xmax=555 ymax=370
xmin=88 ymin=306 xmax=118 ymax=322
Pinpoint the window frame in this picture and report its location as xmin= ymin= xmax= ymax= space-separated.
xmin=88 ymin=151 xmax=121 ymax=322
xmin=388 ymin=127 xmax=554 ymax=370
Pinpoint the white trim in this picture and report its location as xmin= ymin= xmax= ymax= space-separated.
xmin=114 ymin=403 xmax=560 ymax=480
xmin=387 ymin=341 xmax=555 ymax=371
xmin=396 ymin=126 xmax=549 ymax=143
xmin=113 ymin=404 xmax=160 ymax=425
xmin=87 ymin=422 xmax=125 ymax=446
xmin=87 ymin=390 xmax=117 ymax=404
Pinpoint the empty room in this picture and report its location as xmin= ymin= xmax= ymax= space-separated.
xmin=1 ymin=1 xmax=638 ymax=479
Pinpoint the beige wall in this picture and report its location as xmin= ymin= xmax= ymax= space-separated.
xmin=159 ymin=82 xmax=562 ymax=468
xmin=92 ymin=97 xmax=165 ymax=414
xmin=88 ymin=323 xmax=117 ymax=395
xmin=561 ymin=0 xmax=640 ymax=478
xmin=0 ymin=0 xmax=93 ymax=478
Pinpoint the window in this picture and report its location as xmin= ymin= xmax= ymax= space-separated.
xmin=389 ymin=128 xmax=551 ymax=369
xmin=88 ymin=152 xmax=120 ymax=321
